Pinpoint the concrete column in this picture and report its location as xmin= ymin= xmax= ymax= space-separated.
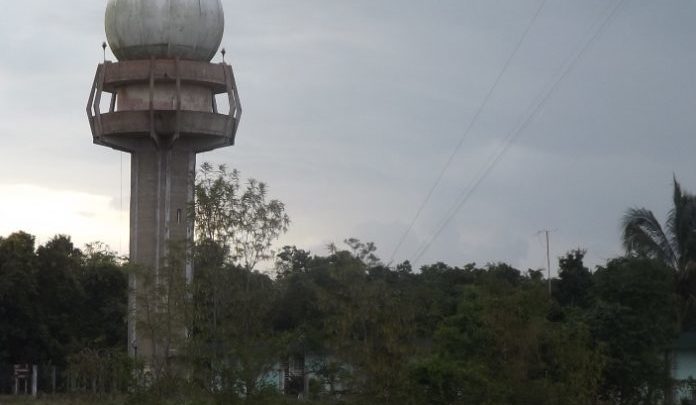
xmin=128 ymin=145 xmax=195 ymax=359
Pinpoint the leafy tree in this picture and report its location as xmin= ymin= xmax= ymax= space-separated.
xmin=343 ymin=238 xmax=380 ymax=267
xmin=275 ymin=245 xmax=311 ymax=279
xmin=307 ymin=242 xmax=420 ymax=403
xmin=0 ymin=232 xmax=44 ymax=363
xmin=187 ymin=163 xmax=291 ymax=398
xmin=130 ymin=244 xmax=191 ymax=383
xmin=622 ymin=177 xmax=696 ymax=324
xmin=192 ymin=162 xmax=289 ymax=271
xmin=189 ymin=262 xmax=285 ymax=399
xmin=235 ymin=178 xmax=290 ymax=271
xmin=554 ymin=249 xmax=593 ymax=308
xmin=35 ymin=235 xmax=84 ymax=364
xmin=589 ymin=257 xmax=678 ymax=404
xmin=273 ymin=246 xmax=322 ymax=339
xmin=78 ymin=242 xmax=128 ymax=350
xmin=413 ymin=266 xmax=602 ymax=405
xmin=621 ymin=178 xmax=696 ymax=403
xmin=273 ymin=240 xmax=424 ymax=402
xmin=413 ymin=262 xmax=477 ymax=335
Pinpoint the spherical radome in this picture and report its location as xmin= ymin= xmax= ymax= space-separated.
xmin=105 ymin=0 xmax=225 ymax=62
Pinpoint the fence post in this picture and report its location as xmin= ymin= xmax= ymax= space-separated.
xmin=31 ymin=365 xmax=38 ymax=397
xmin=52 ymin=366 xmax=57 ymax=394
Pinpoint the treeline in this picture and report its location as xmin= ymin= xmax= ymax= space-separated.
xmin=183 ymin=243 xmax=680 ymax=404
xmin=1 ymin=167 xmax=692 ymax=404
xmin=0 ymin=233 xmax=127 ymax=367
xmin=0 ymin=232 xmax=681 ymax=404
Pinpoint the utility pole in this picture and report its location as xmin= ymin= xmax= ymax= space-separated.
xmin=545 ymin=230 xmax=551 ymax=296
xmin=536 ymin=229 xmax=553 ymax=296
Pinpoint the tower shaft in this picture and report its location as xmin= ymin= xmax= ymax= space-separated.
xmin=128 ymin=148 xmax=195 ymax=358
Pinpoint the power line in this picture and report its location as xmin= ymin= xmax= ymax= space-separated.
xmin=387 ymin=0 xmax=548 ymax=265
xmin=411 ymin=0 xmax=625 ymax=265
xmin=411 ymin=0 xmax=626 ymax=266
xmin=411 ymin=78 xmax=551 ymax=263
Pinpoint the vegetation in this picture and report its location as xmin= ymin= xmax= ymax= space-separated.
xmin=622 ymin=178 xmax=696 ymax=330
xmin=0 ymin=169 xmax=691 ymax=404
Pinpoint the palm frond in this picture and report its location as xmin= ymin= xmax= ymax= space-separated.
xmin=667 ymin=177 xmax=685 ymax=259
xmin=667 ymin=178 xmax=696 ymax=269
xmin=622 ymin=207 xmax=678 ymax=270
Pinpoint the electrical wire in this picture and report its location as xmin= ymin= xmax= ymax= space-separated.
xmin=410 ymin=0 xmax=627 ymax=266
xmin=387 ymin=0 xmax=549 ymax=265
xmin=411 ymin=79 xmax=550 ymax=263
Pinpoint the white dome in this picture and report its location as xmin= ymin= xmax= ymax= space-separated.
xmin=105 ymin=0 xmax=225 ymax=62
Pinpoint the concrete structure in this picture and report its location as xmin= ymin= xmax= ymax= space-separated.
xmin=87 ymin=0 xmax=241 ymax=359
xmin=105 ymin=0 xmax=225 ymax=62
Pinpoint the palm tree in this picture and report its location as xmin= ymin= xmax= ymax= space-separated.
xmin=622 ymin=178 xmax=696 ymax=403
xmin=622 ymin=177 xmax=696 ymax=320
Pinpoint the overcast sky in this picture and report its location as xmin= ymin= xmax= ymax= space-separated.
xmin=0 ymin=0 xmax=694 ymax=274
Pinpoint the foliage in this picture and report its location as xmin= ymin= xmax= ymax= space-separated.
xmin=620 ymin=177 xmax=696 ymax=402
xmin=189 ymin=263 xmax=286 ymax=399
xmin=128 ymin=243 xmax=191 ymax=383
xmin=554 ymin=249 xmax=593 ymax=308
xmin=79 ymin=243 xmax=128 ymax=350
xmin=192 ymin=162 xmax=289 ymax=271
xmin=0 ymin=234 xmax=127 ymax=367
xmin=2 ymin=171 xmax=693 ymax=405
xmin=622 ymin=178 xmax=696 ymax=271
xmin=412 ymin=266 xmax=602 ymax=405
xmin=0 ymin=229 xmax=681 ymax=404
xmin=589 ymin=257 xmax=678 ymax=404
xmin=311 ymin=249 xmax=419 ymax=403
xmin=66 ymin=348 xmax=137 ymax=394
xmin=0 ymin=232 xmax=44 ymax=364
xmin=622 ymin=177 xmax=696 ymax=327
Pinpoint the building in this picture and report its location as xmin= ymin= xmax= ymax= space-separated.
xmin=86 ymin=0 xmax=241 ymax=360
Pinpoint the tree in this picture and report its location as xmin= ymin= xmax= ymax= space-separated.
xmin=0 ymin=233 xmax=129 ymax=374
xmin=35 ymin=235 xmax=84 ymax=364
xmin=0 ymin=232 xmax=44 ymax=364
xmin=412 ymin=265 xmax=602 ymax=405
xmin=192 ymin=162 xmax=290 ymax=271
xmin=621 ymin=179 xmax=696 ymax=404
xmin=622 ymin=177 xmax=696 ymax=317
xmin=275 ymin=245 xmax=311 ymax=279
xmin=554 ymin=249 xmax=593 ymax=308
xmin=130 ymin=243 xmax=191 ymax=383
xmin=589 ymin=257 xmax=678 ymax=403
xmin=273 ymin=240 xmax=423 ymax=402
xmin=186 ymin=163 xmax=291 ymax=398
xmin=78 ymin=242 xmax=128 ymax=350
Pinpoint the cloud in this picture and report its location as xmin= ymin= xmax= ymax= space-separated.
xmin=0 ymin=184 xmax=128 ymax=254
xmin=0 ymin=0 xmax=694 ymax=273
